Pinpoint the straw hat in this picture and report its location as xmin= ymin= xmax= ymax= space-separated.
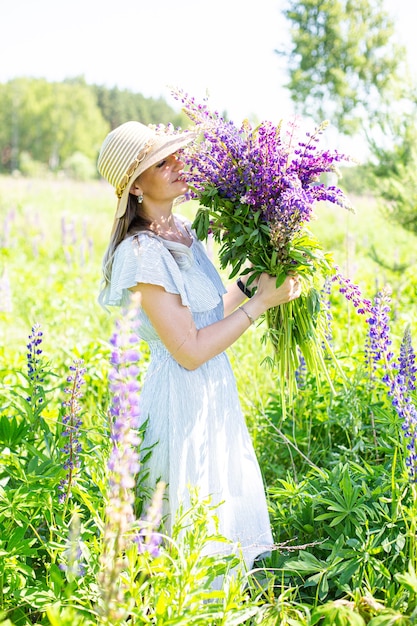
xmin=97 ymin=121 xmax=196 ymax=219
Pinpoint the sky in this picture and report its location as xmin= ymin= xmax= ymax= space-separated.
xmin=1 ymin=0 xmax=416 ymax=142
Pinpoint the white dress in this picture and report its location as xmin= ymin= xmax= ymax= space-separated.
xmin=102 ymin=221 xmax=274 ymax=569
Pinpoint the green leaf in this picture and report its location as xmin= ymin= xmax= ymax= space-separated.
xmin=0 ymin=415 xmax=30 ymax=448
xmin=285 ymin=551 xmax=327 ymax=574
xmin=395 ymin=561 xmax=417 ymax=593
xmin=7 ymin=525 xmax=27 ymax=551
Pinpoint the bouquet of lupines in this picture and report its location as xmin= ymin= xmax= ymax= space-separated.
xmin=173 ymin=89 xmax=353 ymax=410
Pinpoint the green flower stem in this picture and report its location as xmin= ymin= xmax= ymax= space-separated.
xmin=264 ymin=293 xmax=342 ymax=417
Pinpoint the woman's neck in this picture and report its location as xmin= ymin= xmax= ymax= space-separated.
xmin=150 ymin=215 xmax=176 ymax=237
xmin=139 ymin=201 xmax=192 ymax=246
xmin=148 ymin=214 xmax=192 ymax=246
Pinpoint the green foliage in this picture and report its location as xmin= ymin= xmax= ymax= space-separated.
xmin=0 ymin=78 xmax=109 ymax=173
xmin=337 ymin=165 xmax=374 ymax=197
xmin=2 ymin=177 xmax=417 ymax=623
xmin=364 ymin=108 xmax=417 ymax=238
xmin=0 ymin=77 xmax=186 ymax=177
xmin=90 ymin=82 xmax=186 ymax=130
xmin=280 ymin=0 xmax=406 ymax=135
xmin=62 ymin=152 xmax=97 ymax=182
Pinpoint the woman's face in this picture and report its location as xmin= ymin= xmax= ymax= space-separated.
xmin=134 ymin=153 xmax=188 ymax=203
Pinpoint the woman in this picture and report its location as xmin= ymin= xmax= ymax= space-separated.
xmin=97 ymin=120 xmax=301 ymax=571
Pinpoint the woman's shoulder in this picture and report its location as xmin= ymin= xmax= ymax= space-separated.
xmin=117 ymin=231 xmax=164 ymax=255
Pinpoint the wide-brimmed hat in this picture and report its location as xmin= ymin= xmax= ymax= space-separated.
xmin=97 ymin=121 xmax=196 ymax=219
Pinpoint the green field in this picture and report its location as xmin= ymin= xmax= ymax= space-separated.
xmin=1 ymin=175 xmax=417 ymax=625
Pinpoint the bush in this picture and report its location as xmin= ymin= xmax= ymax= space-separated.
xmin=62 ymin=153 xmax=97 ymax=182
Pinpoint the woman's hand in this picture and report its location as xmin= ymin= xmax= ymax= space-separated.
xmin=254 ymin=272 xmax=301 ymax=309
xmin=233 ymin=272 xmax=301 ymax=333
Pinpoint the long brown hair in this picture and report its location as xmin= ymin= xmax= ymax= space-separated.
xmin=99 ymin=193 xmax=151 ymax=303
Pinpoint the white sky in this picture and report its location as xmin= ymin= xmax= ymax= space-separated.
xmin=1 ymin=0 xmax=416 ymax=132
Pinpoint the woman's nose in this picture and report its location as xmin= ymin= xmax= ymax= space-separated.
xmin=171 ymin=154 xmax=184 ymax=169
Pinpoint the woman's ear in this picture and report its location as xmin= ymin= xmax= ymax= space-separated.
xmin=130 ymin=182 xmax=143 ymax=197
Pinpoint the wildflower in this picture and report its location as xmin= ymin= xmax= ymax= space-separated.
xmin=366 ymin=287 xmax=394 ymax=370
xmin=58 ymin=359 xmax=86 ymax=504
xmin=366 ymin=290 xmax=417 ymax=480
xmin=398 ymin=325 xmax=417 ymax=392
xmin=27 ymin=323 xmax=43 ymax=381
xmin=133 ymin=481 xmax=165 ymax=558
xmin=98 ymin=299 xmax=143 ymax=624
xmin=295 ymin=350 xmax=307 ymax=389
xmin=59 ymin=510 xmax=86 ymax=580
xmin=0 ymin=268 xmax=12 ymax=313
xmin=107 ymin=316 xmax=142 ymax=500
xmin=172 ymin=89 xmax=354 ymax=410
xmin=394 ymin=327 xmax=417 ymax=479
xmin=0 ymin=208 xmax=15 ymax=248
xmin=332 ymin=269 xmax=372 ymax=315
xmin=61 ymin=214 xmax=77 ymax=247
xmin=26 ymin=323 xmax=45 ymax=406
xmin=321 ymin=277 xmax=333 ymax=346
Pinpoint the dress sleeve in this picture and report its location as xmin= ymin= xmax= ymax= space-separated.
xmin=101 ymin=234 xmax=190 ymax=308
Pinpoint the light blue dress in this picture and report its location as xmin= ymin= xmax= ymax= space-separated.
xmin=102 ymin=219 xmax=274 ymax=569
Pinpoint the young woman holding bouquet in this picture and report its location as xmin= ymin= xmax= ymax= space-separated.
xmin=97 ymin=120 xmax=301 ymax=575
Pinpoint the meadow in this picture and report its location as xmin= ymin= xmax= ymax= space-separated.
xmin=1 ymin=174 xmax=417 ymax=625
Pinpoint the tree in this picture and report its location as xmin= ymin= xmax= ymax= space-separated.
xmin=0 ymin=77 xmax=197 ymax=175
xmin=90 ymin=83 xmax=185 ymax=130
xmin=279 ymin=0 xmax=406 ymax=135
xmin=0 ymin=78 xmax=109 ymax=172
xmin=365 ymin=99 xmax=417 ymax=236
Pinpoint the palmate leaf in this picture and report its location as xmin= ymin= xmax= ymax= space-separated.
xmin=311 ymin=601 xmax=366 ymax=626
xmin=395 ymin=561 xmax=417 ymax=593
xmin=0 ymin=415 xmax=27 ymax=448
xmin=366 ymin=612 xmax=411 ymax=626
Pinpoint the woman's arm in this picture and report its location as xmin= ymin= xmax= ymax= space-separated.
xmin=223 ymin=273 xmax=259 ymax=316
xmin=223 ymin=280 xmax=247 ymax=316
xmin=131 ymin=273 xmax=300 ymax=370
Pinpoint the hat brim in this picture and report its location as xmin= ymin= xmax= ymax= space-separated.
xmin=115 ymin=131 xmax=196 ymax=219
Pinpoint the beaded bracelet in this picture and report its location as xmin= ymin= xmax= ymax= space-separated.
xmin=239 ymin=305 xmax=255 ymax=325
xmin=237 ymin=277 xmax=252 ymax=299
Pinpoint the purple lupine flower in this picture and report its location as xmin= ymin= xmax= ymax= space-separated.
xmin=99 ymin=298 xmax=143 ymax=623
xmin=321 ymin=277 xmax=333 ymax=345
xmin=398 ymin=326 xmax=417 ymax=392
xmin=386 ymin=369 xmax=417 ymax=481
xmin=295 ymin=350 xmax=307 ymax=389
xmin=58 ymin=359 xmax=86 ymax=504
xmin=106 ymin=311 xmax=141 ymax=516
xmin=61 ymin=215 xmax=77 ymax=247
xmin=393 ymin=327 xmax=417 ymax=478
xmin=1 ymin=208 xmax=16 ymax=248
xmin=173 ymin=88 xmax=352 ymax=270
xmin=133 ymin=481 xmax=165 ymax=558
xmin=366 ymin=290 xmax=417 ymax=480
xmin=0 ymin=268 xmax=12 ymax=313
xmin=26 ymin=323 xmax=44 ymax=405
xmin=171 ymin=89 xmax=355 ymax=412
xmin=59 ymin=511 xmax=86 ymax=580
xmin=366 ymin=288 xmax=394 ymax=370
xmin=332 ymin=269 xmax=372 ymax=315
xmin=27 ymin=323 xmax=43 ymax=381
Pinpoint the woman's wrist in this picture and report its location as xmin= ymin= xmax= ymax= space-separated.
xmin=238 ymin=305 xmax=255 ymax=325
xmin=238 ymin=295 xmax=266 ymax=324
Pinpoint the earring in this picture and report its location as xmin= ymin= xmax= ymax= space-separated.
xmin=137 ymin=194 xmax=143 ymax=204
